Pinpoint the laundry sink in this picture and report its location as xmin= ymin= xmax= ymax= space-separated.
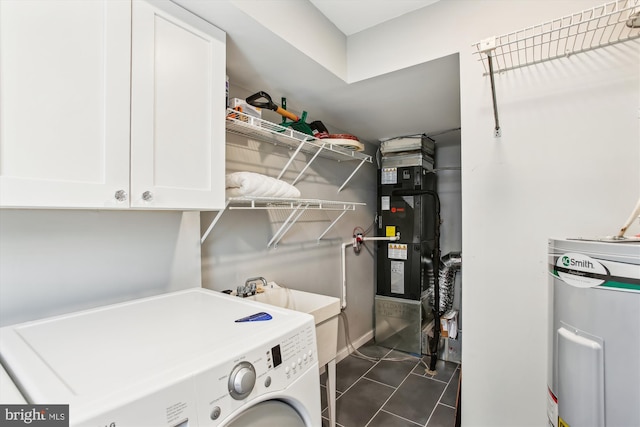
xmin=248 ymin=285 xmax=340 ymax=368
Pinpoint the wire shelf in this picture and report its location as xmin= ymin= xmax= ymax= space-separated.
xmin=200 ymin=196 xmax=365 ymax=247
xmin=226 ymin=109 xmax=372 ymax=192
xmin=472 ymin=0 xmax=640 ymax=75
xmin=226 ymin=109 xmax=372 ymax=164
xmin=226 ymin=196 xmax=365 ymax=211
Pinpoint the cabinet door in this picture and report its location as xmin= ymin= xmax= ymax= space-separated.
xmin=0 ymin=0 xmax=131 ymax=208
xmin=130 ymin=0 xmax=226 ymax=210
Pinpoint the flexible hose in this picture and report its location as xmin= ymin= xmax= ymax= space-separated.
xmin=426 ymin=252 xmax=462 ymax=314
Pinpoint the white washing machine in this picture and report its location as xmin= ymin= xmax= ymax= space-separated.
xmin=0 ymin=288 xmax=321 ymax=426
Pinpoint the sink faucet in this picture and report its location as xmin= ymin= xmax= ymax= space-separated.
xmin=245 ymin=276 xmax=267 ymax=288
xmin=237 ymin=277 xmax=267 ymax=297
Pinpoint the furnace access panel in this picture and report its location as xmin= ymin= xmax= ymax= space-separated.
xmin=376 ymin=166 xmax=437 ymax=300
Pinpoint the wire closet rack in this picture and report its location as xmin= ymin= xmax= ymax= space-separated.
xmin=200 ymin=197 xmax=365 ymax=247
xmin=472 ymin=0 xmax=640 ymax=75
xmin=226 ymin=109 xmax=372 ymax=192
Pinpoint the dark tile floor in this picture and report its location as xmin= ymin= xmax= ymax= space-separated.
xmin=320 ymin=342 xmax=460 ymax=427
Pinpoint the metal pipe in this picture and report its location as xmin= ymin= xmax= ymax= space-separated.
xmin=340 ymin=234 xmax=400 ymax=311
xmin=340 ymin=242 xmax=349 ymax=310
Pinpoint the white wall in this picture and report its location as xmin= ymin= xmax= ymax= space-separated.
xmin=0 ymin=210 xmax=202 ymax=326
xmin=229 ymin=0 xmax=347 ymax=80
xmin=348 ymin=1 xmax=640 ymax=425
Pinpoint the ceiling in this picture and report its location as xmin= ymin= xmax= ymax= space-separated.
xmin=175 ymin=0 xmax=460 ymax=150
xmin=308 ymin=0 xmax=441 ymax=36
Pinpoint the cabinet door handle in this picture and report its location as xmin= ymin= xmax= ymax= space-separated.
xmin=114 ymin=190 xmax=128 ymax=202
xmin=142 ymin=191 xmax=153 ymax=202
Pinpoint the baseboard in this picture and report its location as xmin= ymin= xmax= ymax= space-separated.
xmin=335 ymin=329 xmax=374 ymax=364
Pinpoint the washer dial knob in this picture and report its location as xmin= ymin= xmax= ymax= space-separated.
xmin=228 ymin=362 xmax=256 ymax=400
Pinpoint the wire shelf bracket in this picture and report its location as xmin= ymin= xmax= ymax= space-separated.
xmin=472 ymin=0 xmax=640 ymax=136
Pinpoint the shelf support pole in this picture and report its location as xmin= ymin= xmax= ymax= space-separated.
xmin=486 ymin=52 xmax=502 ymax=137
xmin=317 ymin=209 xmax=349 ymax=242
xmin=271 ymin=205 xmax=308 ymax=248
xmin=200 ymin=199 xmax=231 ymax=244
xmin=337 ymin=158 xmax=367 ymax=192
xmin=292 ymin=142 xmax=326 ymax=186
xmin=268 ymin=203 xmax=308 ymax=248
xmin=277 ymin=138 xmax=311 ymax=180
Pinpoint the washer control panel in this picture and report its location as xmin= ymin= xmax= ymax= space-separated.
xmin=202 ymin=322 xmax=317 ymax=425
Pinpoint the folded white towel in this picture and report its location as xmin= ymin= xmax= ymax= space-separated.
xmin=226 ymin=172 xmax=301 ymax=198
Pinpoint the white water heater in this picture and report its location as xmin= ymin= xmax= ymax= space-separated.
xmin=547 ymin=238 xmax=640 ymax=427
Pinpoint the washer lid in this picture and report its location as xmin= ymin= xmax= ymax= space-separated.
xmin=0 ymin=289 xmax=313 ymax=406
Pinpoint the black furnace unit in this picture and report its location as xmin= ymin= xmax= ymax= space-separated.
xmin=375 ymin=136 xmax=440 ymax=363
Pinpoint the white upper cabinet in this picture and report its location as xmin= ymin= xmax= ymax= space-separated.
xmin=130 ymin=1 xmax=225 ymax=210
xmin=0 ymin=0 xmax=131 ymax=208
xmin=0 ymin=0 xmax=226 ymax=210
